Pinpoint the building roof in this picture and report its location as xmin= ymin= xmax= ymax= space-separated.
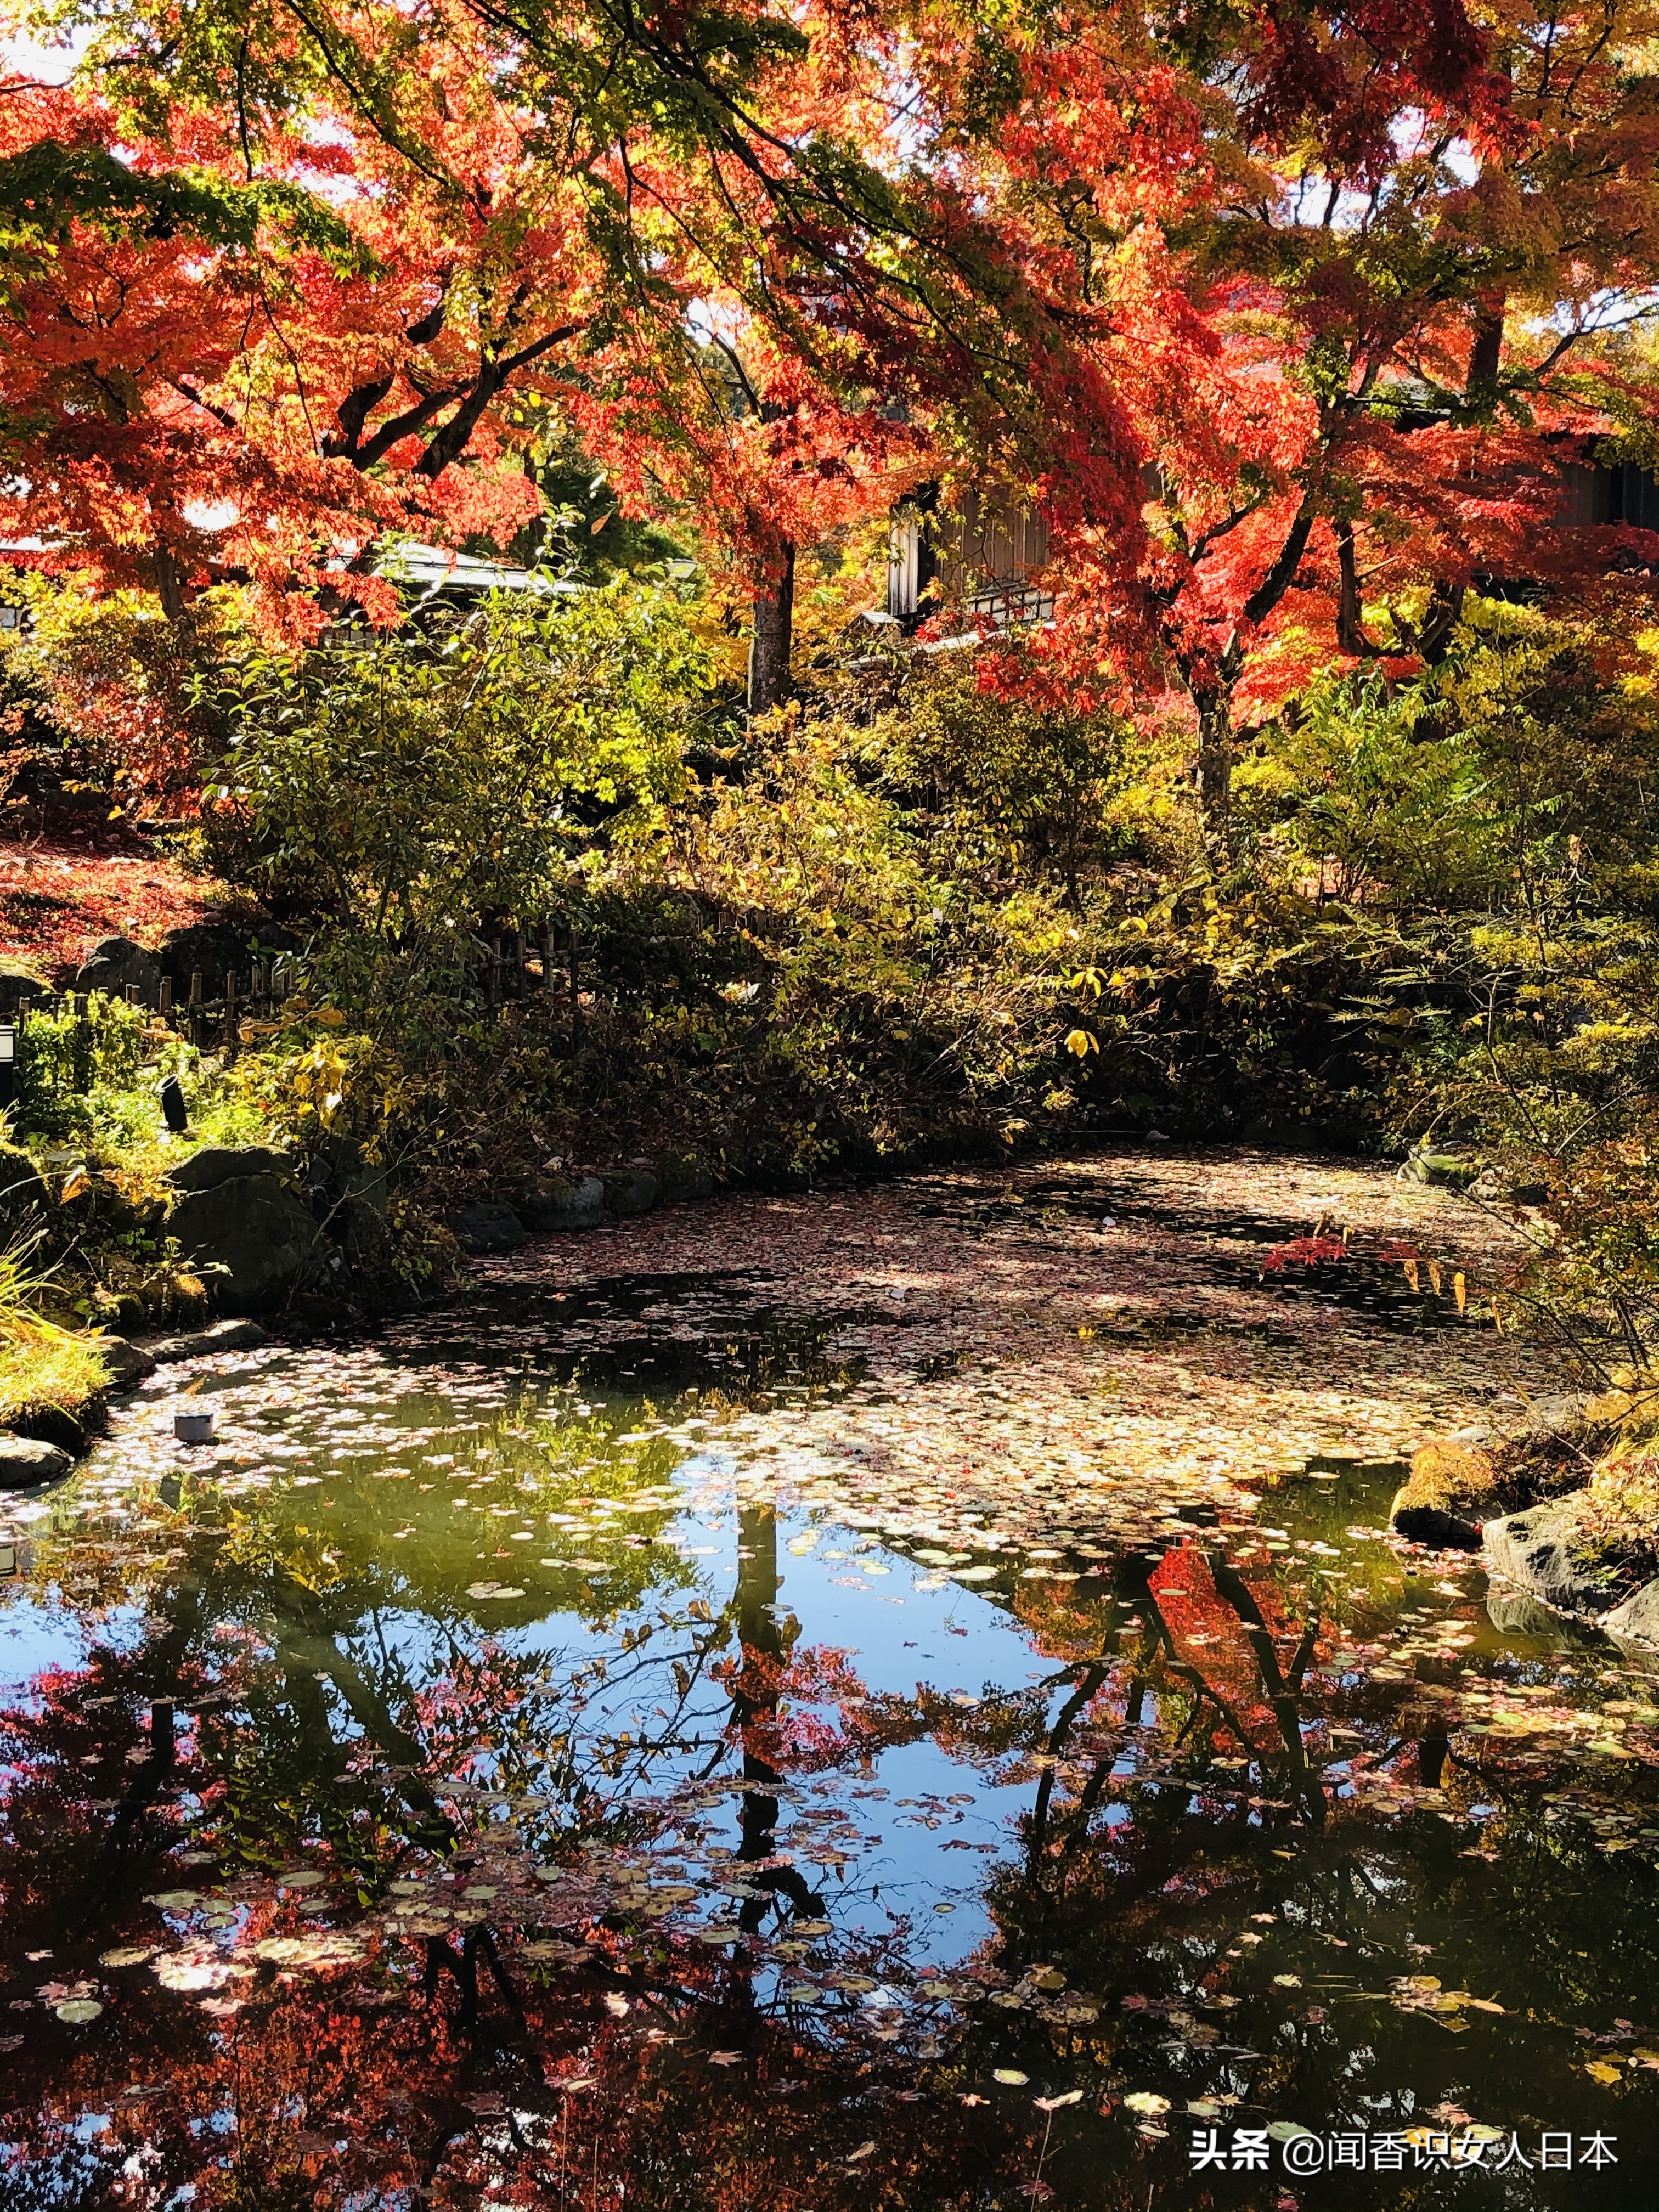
xmin=371 ymin=543 xmax=584 ymax=599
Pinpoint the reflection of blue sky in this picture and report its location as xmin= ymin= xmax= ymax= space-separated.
xmin=495 ymin=1453 xmax=1067 ymax=1966
xmin=1 ymin=1384 xmax=1076 ymax=1976
xmin=0 ymin=1595 xmax=147 ymax=1696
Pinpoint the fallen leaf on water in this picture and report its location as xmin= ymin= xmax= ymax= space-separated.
xmin=1123 ymin=2092 xmax=1169 ymax=2117
xmin=1034 ymin=2091 xmax=1084 ymax=2112
xmin=54 ymin=2000 xmax=103 ymax=2024
xmin=993 ymin=2069 xmax=1030 ymax=2086
xmin=845 ymin=2141 xmax=876 ymax=2162
xmin=1584 ymin=2060 xmax=1623 ymax=2086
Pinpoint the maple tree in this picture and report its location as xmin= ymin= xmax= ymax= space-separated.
xmin=895 ymin=0 xmax=1659 ymax=836
xmin=0 ymin=0 xmax=1014 ymax=665
xmin=0 ymin=32 xmax=599 ymax=628
xmin=4 ymin=0 xmax=1657 ymax=741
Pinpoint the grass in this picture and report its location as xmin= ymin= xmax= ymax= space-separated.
xmin=0 ymin=1232 xmax=110 ymax=1443
xmin=0 ymin=1327 xmax=109 ymax=1439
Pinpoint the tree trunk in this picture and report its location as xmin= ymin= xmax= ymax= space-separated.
xmin=152 ymin=541 xmax=187 ymax=623
xmin=1194 ymin=687 xmax=1235 ymax=847
xmin=747 ymin=541 xmax=794 ymax=714
xmin=1467 ymin=302 xmax=1505 ymax=408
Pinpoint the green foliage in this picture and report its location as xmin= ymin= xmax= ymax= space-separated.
xmin=0 ymin=1231 xmax=111 ymax=1429
xmin=874 ymin=652 xmax=1130 ymax=911
xmin=211 ymin=575 xmax=716 ymax=1030
xmin=14 ymin=994 xmax=270 ymax=1163
xmin=0 ymin=139 xmax=371 ymax=303
xmin=1238 ymin=669 xmax=1493 ymax=905
xmin=517 ymin=426 xmax=692 ymax=580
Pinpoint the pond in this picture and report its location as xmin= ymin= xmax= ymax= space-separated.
xmin=1 ymin=1150 xmax=1654 ymax=2209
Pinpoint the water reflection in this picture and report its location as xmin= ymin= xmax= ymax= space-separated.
xmin=2 ymin=1306 xmax=1658 ymax=2205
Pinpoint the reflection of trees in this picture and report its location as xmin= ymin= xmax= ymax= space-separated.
xmin=1016 ymin=1538 xmax=1329 ymax=1889
xmin=0 ymin=1491 xmax=1018 ymax=2205
xmin=730 ymin=1500 xmax=825 ymax=1931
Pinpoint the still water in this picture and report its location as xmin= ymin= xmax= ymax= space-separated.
xmin=1 ymin=1168 xmax=1655 ymax=2209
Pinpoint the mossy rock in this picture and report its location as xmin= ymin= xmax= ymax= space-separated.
xmin=1390 ymin=1438 xmax=1497 ymax=1547
xmin=0 ymin=964 xmax=47 ymax=1020
xmin=1403 ymin=1149 xmax=1480 ymax=1188
xmin=514 ymin=1175 xmax=605 ymax=1232
xmin=659 ymin=1151 xmax=715 ymax=1203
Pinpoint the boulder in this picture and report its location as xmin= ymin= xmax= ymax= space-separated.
xmin=310 ymin=1135 xmax=390 ymax=1217
xmin=334 ymin=1190 xmax=389 ymax=1265
xmin=518 ymin=1175 xmax=605 ymax=1232
xmin=1495 ymin=1391 xmax=1609 ymax=1462
xmin=0 ymin=1145 xmax=50 ymax=1234
xmin=166 ymin=1176 xmax=323 ymax=1312
xmin=1601 ymin=1579 xmax=1659 ymax=1655
xmin=659 ymin=1151 xmax=715 ymax=1204
xmin=0 ymin=963 xmax=46 ymax=1019
xmin=1393 ymin=1503 xmax=1483 ymax=1550
xmin=0 ymin=1435 xmax=72 ymax=1488
xmin=1482 ymin=1496 xmax=1623 ymax=1616
xmin=448 ymin=1201 xmax=528 ymax=1255
xmin=142 ymin=1317 xmax=270 ymax=1364
xmin=1402 ymin=1148 xmax=1479 ymax=1188
xmin=99 ymin=1336 xmax=157 ymax=1387
xmin=341 ymin=1160 xmax=390 ymax=1216
xmin=166 ymin=1145 xmax=295 ymax=1194
xmin=601 ymin=1169 xmax=659 ymax=1217
xmin=74 ymin=935 xmax=160 ymax=1001
xmin=1390 ymin=1435 xmax=1497 ymax=1544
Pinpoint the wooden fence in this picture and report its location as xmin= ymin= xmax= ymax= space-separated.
xmin=8 ymin=923 xmax=583 ymax=1066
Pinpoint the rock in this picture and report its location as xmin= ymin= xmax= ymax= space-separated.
xmin=10 ymin=1398 xmax=103 ymax=1453
xmin=311 ymin=1135 xmax=390 ymax=1217
xmin=334 ymin=1190 xmax=389 ymax=1265
xmin=0 ymin=1435 xmax=72 ymax=1487
xmin=448 ymin=1201 xmax=529 ymax=1255
xmin=1393 ymin=1503 xmax=1483 ymax=1550
xmin=518 ymin=1175 xmax=605 ymax=1232
xmin=1482 ymin=1496 xmax=1623 ymax=1616
xmin=1390 ymin=1436 xmax=1497 ymax=1543
xmin=166 ymin=1145 xmax=295 ymax=1193
xmin=99 ymin=1336 xmax=157 ymax=1387
xmin=141 ymin=1317 xmax=271 ymax=1364
xmin=342 ymin=1161 xmax=389 ymax=1216
xmin=74 ymin=935 xmax=160 ymax=1001
xmin=1484 ymin=1585 xmax=1572 ymax=1638
xmin=1402 ymin=1148 xmax=1479 ymax=1188
xmin=659 ymin=1151 xmax=715 ymax=1203
xmin=166 ymin=1177 xmax=323 ymax=1311
xmin=0 ymin=1144 xmax=50 ymax=1233
xmin=0 ymin=963 xmax=46 ymax=1019
xmin=1491 ymin=1391 xmax=1612 ymax=1484
xmin=1601 ymin=1579 xmax=1659 ymax=1654
xmin=601 ymin=1169 xmax=659 ymax=1217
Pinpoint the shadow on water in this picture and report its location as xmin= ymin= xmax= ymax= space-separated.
xmin=0 ymin=1276 xmax=1655 ymax=2207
